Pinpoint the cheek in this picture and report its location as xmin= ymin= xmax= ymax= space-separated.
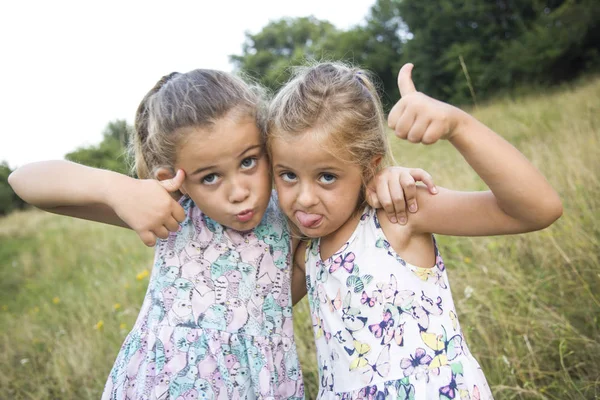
xmin=274 ymin=184 xmax=294 ymax=211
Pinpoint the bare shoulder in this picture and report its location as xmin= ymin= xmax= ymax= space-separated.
xmin=376 ymin=205 xmax=436 ymax=268
xmin=376 ymin=207 xmax=414 ymax=250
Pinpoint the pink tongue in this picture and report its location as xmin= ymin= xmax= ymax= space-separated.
xmin=296 ymin=211 xmax=321 ymax=227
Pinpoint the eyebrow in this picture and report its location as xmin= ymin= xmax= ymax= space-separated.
xmin=190 ymin=144 xmax=263 ymax=176
xmin=273 ymin=163 xmax=345 ymax=173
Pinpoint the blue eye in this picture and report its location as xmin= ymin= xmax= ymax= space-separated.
xmin=202 ymin=174 xmax=219 ymax=185
xmin=280 ymin=172 xmax=297 ymax=183
xmin=241 ymin=157 xmax=257 ymax=169
xmin=319 ymin=173 xmax=336 ymax=184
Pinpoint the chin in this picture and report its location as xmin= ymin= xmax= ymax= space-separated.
xmin=297 ymin=226 xmax=331 ymax=239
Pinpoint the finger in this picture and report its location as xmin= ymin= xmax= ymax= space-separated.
xmin=409 ymin=168 xmax=437 ymax=194
xmin=399 ymin=172 xmax=418 ymax=213
xmin=398 ymin=63 xmax=417 ymax=97
xmin=394 ymin=107 xmax=416 ymax=140
xmin=370 ymin=193 xmax=381 ymax=209
xmin=387 ymin=99 xmax=406 ymax=129
xmin=365 ymin=187 xmax=382 ymax=209
xmin=164 ymin=217 xmax=181 ymax=233
xmin=387 ymin=175 xmax=408 ymax=224
xmin=406 ymin=118 xmax=431 ymax=144
xmin=152 ymin=226 xmax=170 ymax=240
xmin=139 ymin=231 xmax=157 ymax=247
xmin=160 ymin=169 xmax=186 ymax=192
xmin=173 ymin=203 xmax=186 ymax=223
xmin=375 ymin=180 xmax=397 ymax=224
xmin=421 ymin=121 xmax=442 ymax=145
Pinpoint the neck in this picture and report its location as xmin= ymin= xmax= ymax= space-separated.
xmin=319 ymin=207 xmax=364 ymax=260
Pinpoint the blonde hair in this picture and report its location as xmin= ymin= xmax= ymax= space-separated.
xmin=267 ymin=61 xmax=393 ymax=209
xmin=131 ymin=69 xmax=267 ymax=179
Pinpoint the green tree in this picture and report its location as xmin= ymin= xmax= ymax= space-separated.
xmin=231 ymin=5 xmax=408 ymax=110
xmin=230 ymin=17 xmax=339 ymax=91
xmin=0 ymin=162 xmax=26 ymax=215
xmin=497 ymin=0 xmax=600 ymax=85
xmin=398 ymin=0 xmax=600 ymax=104
xmin=65 ymin=119 xmax=132 ymax=175
xmin=315 ymin=0 xmax=408 ymax=108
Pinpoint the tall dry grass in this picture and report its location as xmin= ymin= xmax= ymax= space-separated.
xmin=1 ymin=78 xmax=599 ymax=399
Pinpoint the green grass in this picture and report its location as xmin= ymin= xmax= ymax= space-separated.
xmin=1 ymin=77 xmax=599 ymax=399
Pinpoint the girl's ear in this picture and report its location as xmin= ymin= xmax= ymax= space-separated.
xmin=154 ymin=167 xmax=173 ymax=181
xmin=371 ymin=156 xmax=383 ymax=169
xmin=155 ymin=167 xmax=187 ymax=195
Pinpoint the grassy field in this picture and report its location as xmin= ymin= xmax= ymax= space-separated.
xmin=1 ymin=78 xmax=599 ymax=399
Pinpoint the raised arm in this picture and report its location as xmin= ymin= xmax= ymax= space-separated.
xmin=9 ymin=160 xmax=186 ymax=246
xmin=387 ymin=64 xmax=562 ymax=236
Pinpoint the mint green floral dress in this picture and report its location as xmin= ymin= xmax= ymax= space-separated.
xmin=305 ymin=207 xmax=493 ymax=400
xmin=102 ymin=193 xmax=304 ymax=400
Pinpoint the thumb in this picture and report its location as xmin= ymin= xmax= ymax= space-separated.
xmin=398 ymin=63 xmax=417 ymax=97
xmin=159 ymin=169 xmax=185 ymax=192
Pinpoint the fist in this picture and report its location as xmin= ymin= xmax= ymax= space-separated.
xmin=387 ymin=64 xmax=461 ymax=145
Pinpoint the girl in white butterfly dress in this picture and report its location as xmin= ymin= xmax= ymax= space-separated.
xmin=266 ymin=62 xmax=562 ymax=399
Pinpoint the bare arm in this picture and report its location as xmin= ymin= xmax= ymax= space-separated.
xmin=388 ymin=64 xmax=562 ymax=237
xmin=8 ymin=160 xmax=186 ymax=246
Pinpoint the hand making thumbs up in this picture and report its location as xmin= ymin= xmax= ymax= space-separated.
xmin=111 ymin=169 xmax=187 ymax=247
xmin=387 ymin=63 xmax=465 ymax=145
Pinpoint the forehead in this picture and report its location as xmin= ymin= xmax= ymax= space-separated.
xmin=271 ymin=131 xmax=352 ymax=170
xmin=176 ymin=117 xmax=262 ymax=167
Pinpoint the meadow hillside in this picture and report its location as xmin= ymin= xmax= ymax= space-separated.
xmin=1 ymin=78 xmax=599 ymax=399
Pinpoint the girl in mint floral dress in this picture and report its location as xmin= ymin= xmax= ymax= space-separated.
xmin=266 ymin=62 xmax=562 ymax=399
xmin=102 ymin=193 xmax=302 ymax=399
xmin=12 ymin=69 xmax=305 ymax=399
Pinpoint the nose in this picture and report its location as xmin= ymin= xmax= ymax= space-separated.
xmin=228 ymin=175 xmax=251 ymax=203
xmin=297 ymin=182 xmax=319 ymax=209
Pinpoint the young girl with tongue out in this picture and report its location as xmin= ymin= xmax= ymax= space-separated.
xmin=267 ymin=62 xmax=562 ymax=399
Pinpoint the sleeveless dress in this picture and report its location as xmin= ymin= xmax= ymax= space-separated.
xmin=305 ymin=207 xmax=493 ymax=400
xmin=102 ymin=193 xmax=304 ymax=400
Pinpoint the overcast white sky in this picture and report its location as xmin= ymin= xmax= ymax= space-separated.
xmin=0 ymin=0 xmax=376 ymax=169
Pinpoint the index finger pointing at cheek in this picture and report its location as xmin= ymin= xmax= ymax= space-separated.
xmin=398 ymin=63 xmax=417 ymax=97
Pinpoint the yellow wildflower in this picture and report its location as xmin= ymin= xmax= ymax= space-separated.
xmin=113 ymin=303 xmax=121 ymax=310
xmin=136 ymin=269 xmax=149 ymax=280
xmin=52 ymin=297 xmax=60 ymax=304
xmin=94 ymin=320 xmax=104 ymax=330
xmin=120 ymin=323 xmax=127 ymax=330
xmin=464 ymin=257 xmax=472 ymax=264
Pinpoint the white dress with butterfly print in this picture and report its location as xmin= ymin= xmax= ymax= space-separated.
xmin=305 ymin=207 xmax=493 ymax=400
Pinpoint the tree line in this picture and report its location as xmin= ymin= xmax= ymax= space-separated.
xmin=2 ymin=0 xmax=598 ymax=215
xmin=232 ymin=0 xmax=599 ymax=107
